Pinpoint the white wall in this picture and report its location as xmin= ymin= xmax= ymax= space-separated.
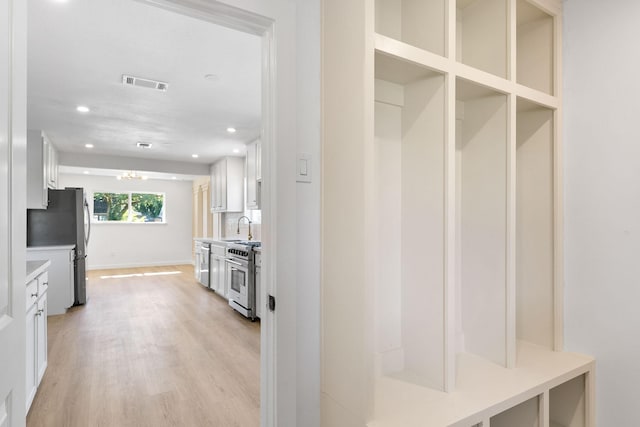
xmin=563 ymin=1 xmax=640 ymax=425
xmin=295 ymin=0 xmax=321 ymax=425
xmin=58 ymin=173 xmax=193 ymax=270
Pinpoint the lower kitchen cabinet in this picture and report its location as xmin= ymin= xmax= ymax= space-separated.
xmin=26 ymin=245 xmax=74 ymax=315
xmin=210 ymin=243 xmax=228 ymax=297
xmin=25 ymin=302 xmax=37 ymax=410
xmin=25 ymin=264 xmax=49 ymax=413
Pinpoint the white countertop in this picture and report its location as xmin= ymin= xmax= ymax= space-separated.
xmin=193 ymin=237 xmax=234 ymax=244
xmin=194 ymin=237 xmax=262 ymax=245
xmin=26 ymin=259 xmax=51 ymax=284
xmin=27 ymin=244 xmax=76 ymax=251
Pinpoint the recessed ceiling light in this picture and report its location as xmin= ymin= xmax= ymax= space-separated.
xmin=192 ymin=154 xmax=199 ymax=158
xmin=142 ymin=176 xmax=149 ymax=180
xmin=172 ymin=177 xmax=177 ymax=180
xmin=76 ymin=105 xmax=90 ymax=113
xmin=204 ymin=74 xmax=219 ymax=81
xmin=233 ymin=148 xmax=240 ymax=154
xmin=83 ymin=171 xmax=89 ymax=174
xmin=137 ymin=142 xmax=152 ymax=149
xmin=226 ymin=127 xmax=236 ymax=134
xmin=85 ymin=143 xmax=94 ymax=148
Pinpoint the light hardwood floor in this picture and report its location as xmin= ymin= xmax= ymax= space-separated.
xmin=27 ymin=265 xmax=260 ymax=427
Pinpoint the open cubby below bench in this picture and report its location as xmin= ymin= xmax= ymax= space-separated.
xmin=368 ymin=341 xmax=593 ymax=427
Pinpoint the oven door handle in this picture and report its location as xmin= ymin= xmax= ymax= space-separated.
xmin=225 ymin=259 xmax=243 ymax=267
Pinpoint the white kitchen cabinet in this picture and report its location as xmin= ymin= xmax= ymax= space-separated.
xmin=27 ymin=130 xmax=58 ymax=209
xmin=25 ymin=301 xmax=37 ymax=411
xmin=246 ymin=139 xmax=261 ymax=210
xmin=210 ymin=157 xmax=244 ymax=213
xmin=210 ymin=243 xmax=228 ymax=297
xmin=323 ymin=0 xmax=595 ymax=425
xmin=26 ymin=246 xmax=75 ymax=316
xmin=25 ymin=261 xmax=49 ymax=413
xmin=46 ymin=140 xmax=58 ymax=189
xmin=255 ymin=139 xmax=262 ymax=181
xmin=36 ymin=295 xmax=48 ymax=384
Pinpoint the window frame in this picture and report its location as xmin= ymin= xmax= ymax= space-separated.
xmin=92 ymin=190 xmax=167 ymax=224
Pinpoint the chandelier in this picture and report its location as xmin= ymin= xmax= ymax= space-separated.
xmin=116 ymin=171 xmax=148 ymax=180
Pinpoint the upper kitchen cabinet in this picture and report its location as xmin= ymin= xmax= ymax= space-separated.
xmin=210 ymin=157 xmax=244 ymax=213
xmin=27 ymin=130 xmax=59 ymax=209
xmin=246 ymin=139 xmax=261 ymax=210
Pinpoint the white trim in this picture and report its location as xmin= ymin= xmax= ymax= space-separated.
xmin=87 ymin=260 xmax=194 ymax=271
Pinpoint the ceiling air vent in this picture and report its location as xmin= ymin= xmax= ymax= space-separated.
xmin=122 ymin=74 xmax=169 ymax=92
xmin=137 ymin=142 xmax=152 ymax=149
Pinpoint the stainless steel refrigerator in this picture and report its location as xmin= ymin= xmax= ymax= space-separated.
xmin=27 ymin=187 xmax=91 ymax=305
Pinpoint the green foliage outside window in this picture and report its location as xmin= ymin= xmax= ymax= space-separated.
xmin=93 ymin=192 xmax=129 ymax=221
xmin=131 ymin=193 xmax=164 ymax=222
xmin=93 ymin=192 xmax=165 ymax=223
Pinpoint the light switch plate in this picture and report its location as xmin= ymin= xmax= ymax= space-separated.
xmin=296 ymin=153 xmax=312 ymax=183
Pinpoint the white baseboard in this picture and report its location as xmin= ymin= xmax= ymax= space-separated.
xmin=87 ymin=259 xmax=195 ymax=271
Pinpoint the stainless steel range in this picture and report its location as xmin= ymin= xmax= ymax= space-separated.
xmin=225 ymin=241 xmax=261 ymax=320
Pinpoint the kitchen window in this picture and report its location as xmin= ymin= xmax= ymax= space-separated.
xmin=93 ymin=192 xmax=166 ymax=223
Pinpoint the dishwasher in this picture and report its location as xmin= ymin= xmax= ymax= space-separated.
xmin=195 ymin=241 xmax=211 ymax=288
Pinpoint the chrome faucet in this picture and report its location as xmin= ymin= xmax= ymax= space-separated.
xmin=237 ymin=215 xmax=253 ymax=241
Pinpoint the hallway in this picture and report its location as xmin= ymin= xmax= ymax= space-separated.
xmin=27 ymin=265 xmax=260 ymax=427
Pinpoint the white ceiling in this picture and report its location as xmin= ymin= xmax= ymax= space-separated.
xmin=27 ymin=0 xmax=262 ymax=168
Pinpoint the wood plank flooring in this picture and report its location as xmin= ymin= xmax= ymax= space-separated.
xmin=27 ymin=265 xmax=260 ymax=427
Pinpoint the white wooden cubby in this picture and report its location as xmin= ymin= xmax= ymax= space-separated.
xmin=322 ymin=0 xmax=594 ymax=425
xmin=456 ymin=0 xmax=508 ymax=78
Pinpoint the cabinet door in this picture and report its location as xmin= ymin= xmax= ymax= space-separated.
xmin=48 ymin=145 xmax=58 ymax=189
xmin=220 ymin=259 xmax=228 ymax=299
xmin=210 ymin=163 xmax=218 ymax=212
xmin=195 ymin=246 xmax=202 ymax=280
xmin=256 ymin=140 xmax=262 ymax=181
xmin=25 ymin=304 xmax=37 ymax=411
xmin=27 ymin=130 xmax=48 ymax=209
xmin=218 ymin=159 xmax=227 ymax=211
xmin=36 ymin=294 xmax=47 ymax=384
xmin=246 ymin=141 xmax=259 ymax=209
xmin=210 ymin=256 xmax=220 ymax=293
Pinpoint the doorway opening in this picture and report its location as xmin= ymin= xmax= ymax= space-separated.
xmin=25 ymin=0 xmax=276 ymax=425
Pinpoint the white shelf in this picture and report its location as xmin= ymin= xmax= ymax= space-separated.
xmin=322 ymin=1 xmax=592 ymax=426
xmin=517 ymin=0 xmax=555 ymax=95
xmin=516 ymin=98 xmax=556 ymax=351
xmin=369 ymin=342 xmax=593 ymax=427
xmin=374 ymin=51 xmax=447 ymax=391
xmin=375 ymin=0 xmax=446 ymax=57
xmin=550 ymin=374 xmax=586 ymax=427
xmin=490 ymin=395 xmax=539 ymax=427
xmin=456 ymin=0 xmax=508 ymax=79
xmin=456 ymin=78 xmax=509 ymax=368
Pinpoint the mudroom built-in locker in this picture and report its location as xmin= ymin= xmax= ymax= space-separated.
xmin=323 ymin=0 xmax=595 ymax=425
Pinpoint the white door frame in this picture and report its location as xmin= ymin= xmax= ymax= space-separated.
xmin=135 ymin=1 xmax=296 ymax=426
xmin=0 ymin=0 xmax=28 ymax=426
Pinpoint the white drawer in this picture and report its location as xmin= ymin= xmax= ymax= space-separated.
xmin=37 ymin=271 xmax=49 ymax=295
xmin=26 ymin=279 xmax=38 ymax=309
xmin=212 ymin=244 xmax=227 ymax=257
